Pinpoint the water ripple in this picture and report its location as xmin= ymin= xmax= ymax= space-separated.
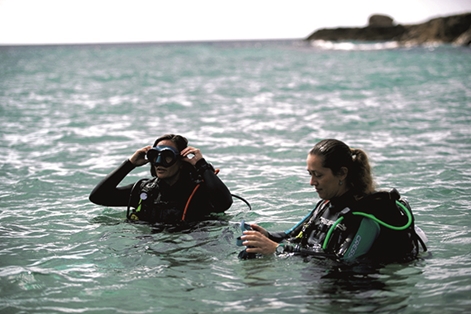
xmin=1 ymin=41 xmax=470 ymax=313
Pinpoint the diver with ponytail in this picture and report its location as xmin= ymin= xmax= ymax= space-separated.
xmin=239 ymin=139 xmax=427 ymax=263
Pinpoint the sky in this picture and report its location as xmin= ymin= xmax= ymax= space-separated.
xmin=0 ymin=0 xmax=471 ymax=45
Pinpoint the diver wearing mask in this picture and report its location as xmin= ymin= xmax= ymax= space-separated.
xmin=89 ymin=134 xmax=233 ymax=225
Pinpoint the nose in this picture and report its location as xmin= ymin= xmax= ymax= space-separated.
xmin=155 ymin=154 xmax=162 ymax=165
xmin=310 ymin=175 xmax=317 ymax=186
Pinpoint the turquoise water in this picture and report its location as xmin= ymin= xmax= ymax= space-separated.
xmin=1 ymin=40 xmax=470 ymax=313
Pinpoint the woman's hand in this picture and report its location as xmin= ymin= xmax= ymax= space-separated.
xmin=180 ymin=146 xmax=203 ymax=166
xmin=241 ymin=224 xmax=279 ymax=255
xmin=129 ymin=146 xmax=151 ymax=166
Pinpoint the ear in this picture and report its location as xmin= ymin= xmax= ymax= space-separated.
xmin=338 ymin=166 xmax=348 ymax=181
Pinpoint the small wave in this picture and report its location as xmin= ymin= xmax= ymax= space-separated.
xmin=310 ymin=40 xmax=400 ymax=51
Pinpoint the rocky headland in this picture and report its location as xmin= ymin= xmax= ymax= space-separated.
xmin=305 ymin=13 xmax=471 ymax=46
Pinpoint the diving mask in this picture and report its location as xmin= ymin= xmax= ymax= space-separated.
xmin=146 ymin=145 xmax=180 ymax=167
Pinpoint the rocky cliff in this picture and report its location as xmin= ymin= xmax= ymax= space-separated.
xmin=306 ymin=13 xmax=471 ymax=46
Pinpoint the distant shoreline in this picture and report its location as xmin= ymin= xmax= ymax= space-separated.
xmin=305 ymin=13 xmax=471 ymax=46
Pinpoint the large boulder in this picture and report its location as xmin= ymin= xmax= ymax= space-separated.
xmin=369 ymin=14 xmax=394 ymax=27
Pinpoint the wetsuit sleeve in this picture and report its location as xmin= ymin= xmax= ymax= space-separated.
xmin=266 ymin=209 xmax=316 ymax=243
xmin=341 ymin=218 xmax=381 ymax=262
xmin=267 ymin=231 xmax=288 ymax=243
xmin=89 ymin=159 xmax=137 ymax=207
xmin=195 ymin=158 xmax=233 ymax=212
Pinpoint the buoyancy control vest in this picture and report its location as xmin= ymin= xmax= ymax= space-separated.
xmin=127 ymin=176 xmax=199 ymax=224
xmin=286 ymin=199 xmax=361 ymax=257
xmin=286 ymin=189 xmax=427 ymax=262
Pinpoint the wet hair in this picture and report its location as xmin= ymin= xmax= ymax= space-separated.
xmin=153 ymin=134 xmax=188 ymax=151
xmin=309 ymin=139 xmax=375 ymax=197
xmin=150 ymin=134 xmax=189 ymax=177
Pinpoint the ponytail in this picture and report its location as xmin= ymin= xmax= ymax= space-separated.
xmin=349 ymin=148 xmax=375 ymax=196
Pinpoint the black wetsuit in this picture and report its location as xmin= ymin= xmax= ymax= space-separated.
xmin=89 ymin=158 xmax=233 ymax=224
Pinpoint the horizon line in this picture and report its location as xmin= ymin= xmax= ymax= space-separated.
xmin=0 ymin=37 xmax=306 ymax=48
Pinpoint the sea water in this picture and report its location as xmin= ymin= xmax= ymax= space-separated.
xmin=0 ymin=40 xmax=470 ymax=313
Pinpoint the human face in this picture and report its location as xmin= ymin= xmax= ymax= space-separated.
xmin=154 ymin=140 xmax=181 ymax=184
xmin=148 ymin=146 xmax=179 ymax=167
xmin=306 ymin=153 xmax=348 ymax=200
